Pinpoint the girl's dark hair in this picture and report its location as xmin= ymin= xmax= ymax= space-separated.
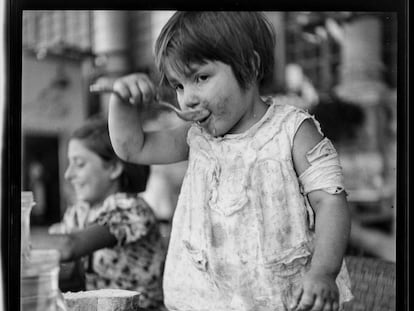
xmin=155 ymin=11 xmax=276 ymax=89
xmin=71 ymin=117 xmax=149 ymax=193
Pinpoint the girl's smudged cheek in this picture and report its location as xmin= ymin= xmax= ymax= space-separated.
xmin=209 ymin=97 xmax=230 ymax=137
xmin=216 ymin=102 xmax=226 ymax=116
xmin=214 ymin=96 xmax=229 ymax=118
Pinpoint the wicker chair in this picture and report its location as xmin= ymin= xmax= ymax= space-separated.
xmin=342 ymin=255 xmax=396 ymax=311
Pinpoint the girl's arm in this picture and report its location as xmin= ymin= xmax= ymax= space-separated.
xmin=293 ymin=119 xmax=351 ymax=276
xmin=291 ymin=119 xmax=351 ymax=311
xmin=108 ymin=73 xmax=190 ymax=165
xmin=306 ymin=191 xmax=350 ymax=276
xmin=32 ymin=225 xmax=117 ymax=262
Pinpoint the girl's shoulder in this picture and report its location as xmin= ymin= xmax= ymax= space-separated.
xmin=261 ymin=95 xmax=310 ymax=129
xmin=267 ymin=95 xmax=322 ymax=144
xmin=268 ymin=94 xmax=311 ymax=118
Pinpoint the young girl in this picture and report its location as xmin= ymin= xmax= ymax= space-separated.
xmin=106 ymin=12 xmax=353 ymax=311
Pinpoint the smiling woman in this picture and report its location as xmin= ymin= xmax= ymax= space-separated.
xmin=64 ymin=139 xmax=121 ymax=206
xmin=32 ymin=117 xmax=167 ymax=310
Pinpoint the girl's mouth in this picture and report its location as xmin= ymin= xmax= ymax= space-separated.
xmin=196 ymin=113 xmax=211 ymax=126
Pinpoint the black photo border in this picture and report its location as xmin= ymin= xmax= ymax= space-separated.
xmin=4 ymin=0 xmax=409 ymax=310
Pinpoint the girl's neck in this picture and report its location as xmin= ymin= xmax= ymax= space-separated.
xmin=240 ymin=88 xmax=269 ymax=131
xmin=89 ymin=182 xmax=121 ymax=209
xmin=251 ymin=93 xmax=269 ymax=120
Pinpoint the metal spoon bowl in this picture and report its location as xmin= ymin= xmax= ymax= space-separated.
xmin=89 ymin=84 xmax=209 ymax=122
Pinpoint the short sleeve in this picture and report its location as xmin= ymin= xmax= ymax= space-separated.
xmin=95 ymin=193 xmax=157 ymax=246
xmin=278 ymin=101 xmax=323 ymax=148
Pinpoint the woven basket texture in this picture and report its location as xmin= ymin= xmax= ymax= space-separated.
xmin=342 ymin=256 xmax=395 ymax=311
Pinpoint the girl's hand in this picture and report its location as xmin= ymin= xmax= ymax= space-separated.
xmin=288 ymin=270 xmax=339 ymax=311
xmin=112 ymin=73 xmax=157 ymax=107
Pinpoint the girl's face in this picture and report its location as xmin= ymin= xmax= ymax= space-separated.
xmin=165 ymin=60 xmax=265 ymax=137
xmin=64 ymin=139 xmax=119 ymax=206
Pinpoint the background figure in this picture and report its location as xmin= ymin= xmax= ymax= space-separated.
xmin=32 ymin=117 xmax=166 ymax=310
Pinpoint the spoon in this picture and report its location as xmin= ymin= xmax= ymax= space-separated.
xmin=89 ymin=84 xmax=209 ymax=122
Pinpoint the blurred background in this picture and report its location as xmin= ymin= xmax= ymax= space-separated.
xmin=20 ymin=11 xmax=397 ymax=262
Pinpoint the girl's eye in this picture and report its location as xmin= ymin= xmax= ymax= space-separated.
xmin=196 ymin=75 xmax=209 ymax=83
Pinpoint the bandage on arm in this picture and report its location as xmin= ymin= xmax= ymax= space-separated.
xmin=299 ymin=137 xmax=346 ymax=196
xmin=298 ymin=137 xmax=346 ymax=230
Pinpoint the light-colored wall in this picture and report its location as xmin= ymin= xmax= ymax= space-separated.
xmin=21 ymin=53 xmax=86 ymax=133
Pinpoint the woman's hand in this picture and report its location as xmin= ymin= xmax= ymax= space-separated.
xmin=288 ymin=270 xmax=339 ymax=311
xmin=112 ymin=73 xmax=157 ymax=107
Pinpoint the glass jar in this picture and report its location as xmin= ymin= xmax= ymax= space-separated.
xmin=21 ymin=249 xmax=61 ymax=311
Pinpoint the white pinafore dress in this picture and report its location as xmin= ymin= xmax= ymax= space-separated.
xmin=163 ymin=98 xmax=353 ymax=311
